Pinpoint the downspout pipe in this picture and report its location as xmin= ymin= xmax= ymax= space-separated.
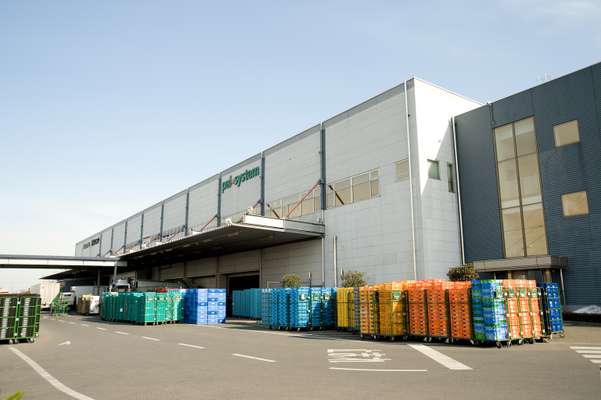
xmin=404 ymin=80 xmax=418 ymax=280
xmin=451 ymin=116 xmax=466 ymax=265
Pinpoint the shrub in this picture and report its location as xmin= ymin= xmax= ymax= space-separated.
xmin=281 ymin=274 xmax=303 ymax=288
xmin=341 ymin=270 xmax=367 ymax=287
xmin=447 ymin=263 xmax=479 ymax=281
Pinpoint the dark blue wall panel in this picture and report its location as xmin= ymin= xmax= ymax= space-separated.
xmin=455 ymin=106 xmax=504 ymax=262
xmin=456 ymin=63 xmax=601 ymax=306
xmin=532 ymin=66 xmax=601 ymax=306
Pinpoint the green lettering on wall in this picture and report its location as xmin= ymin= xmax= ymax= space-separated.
xmin=222 ymin=166 xmax=260 ymax=193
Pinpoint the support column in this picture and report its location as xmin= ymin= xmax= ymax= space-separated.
xmin=159 ymin=203 xmax=165 ymax=240
xmin=260 ymin=153 xmax=266 ymax=216
xmin=217 ymin=175 xmax=222 ymax=226
xmin=184 ymin=190 xmax=190 ymax=236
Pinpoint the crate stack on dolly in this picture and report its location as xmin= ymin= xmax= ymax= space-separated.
xmin=426 ymin=280 xmax=453 ymax=342
xmin=310 ymin=288 xmax=323 ymax=329
xmin=472 ymin=280 xmax=509 ymax=347
xmin=359 ymin=286 xmax=379 ymax=339
xmin=541 ymin=282 xmax=564 ymax=339
xmin=406 ymin=281 xmax=429 ymax=339
xmin=378 ymin=282 xmax=407 ymax=341
xmin=184 ymin=289 xmax=208 ymax=324
xmin=321 ymin=288 xmax=337 ymax=328
xmin=277 ymin=288 xmax=290 ymax=328
xmin=260 ymin=289 xmax=272 ymax=327
xmin=448 ymin=282 xmax=473 ymax=343
xmin=270 ymin=289 xmax=280 ymax=328
xmin=0 ymin=294 xmax=41 ymax=344
xmin=289 ymin=287 xmax=310 ymax=330
xmin=336 ymin=288 xmax=356 ymax=331
xmin=207 ymin=289 xmax=226 ymax=324
xmin=136 ymin=292 xmax=158 ymax=325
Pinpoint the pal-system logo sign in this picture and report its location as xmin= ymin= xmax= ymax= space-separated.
xmin=222 ymin=166 xmax=260 ymax=193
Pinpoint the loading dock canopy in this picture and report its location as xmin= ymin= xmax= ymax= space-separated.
xmin=472 ymin=255 xmax=567 ymax=273
xmin=0 ymin=254 xmax=125 ymax=270
xmin=121 ymin=215 xmax=325 ymax=267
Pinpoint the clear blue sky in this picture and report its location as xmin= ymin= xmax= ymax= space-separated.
xmin=1 ymin=1 xmax=600 ymax=291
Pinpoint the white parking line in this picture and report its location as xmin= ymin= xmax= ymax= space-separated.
xmin=96 ymin=327 xmax=107 ymax=331
xmin=114 ymin=331 xmax=129 ymax=335
xmin=576 ymin=350 xmax=601 ymax=354
xmin=582 ymin=355 xmax=601 ymax=359
xmin=329 ymin=367 xmax=427 ymax=372
xmin=142 ymin=336 xmax=160 ymax=342
xmin=68 ymin=322 xmax=76 ymax=325
xmin=178 ymin=343 xmax=205 ymax=350
xmin=9 ymin=348 xmax=96 ymax=400
xmin=590 ymin=360 xmax=601 ymax=364
xmin=232 ymin=353 xmax=276 ymax=363
xmin=408 ymin=344 xmax=472 ymax=370
xmin=570 ymin=346 xmax=601 ymax=350
xmin=81 ymin=324 xmax=89 ymax=327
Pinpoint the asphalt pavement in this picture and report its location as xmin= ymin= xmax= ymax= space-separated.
xmin=1 ymin=314 xmax=600 ymax=400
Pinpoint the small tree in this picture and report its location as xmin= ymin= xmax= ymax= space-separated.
xmin=341 ymin=270 xmax=367 ymax=288
xmin=447 ymin=263 xmax=479 ymax=281
xmin=281 ymin=274 xmax=302 ymax=288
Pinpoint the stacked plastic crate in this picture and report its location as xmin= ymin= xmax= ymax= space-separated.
xmin=472 ymin=280 xmax=508 ymax=342
xmin=541 ymin=283 xmax=564 ymax=335
xmin=185 ymin=289 xmax=208 ymax=324
xmin=310 ymin=288 xmax=322 ymax=328
xmin=207 ymin=289 xmax=226 ymax=324
xmin=0 ymin=296 xmax=17 ymax=341
xmin=321 ymin=288 xmax=336 ymax=328
xmin=17 ymin=295 xmax=41 ymax=340
xmin=359 ymin=286 xmax=379 ymax=336
xmin=261 ymin=288 xmax=272 ymax=326
xmin=270 ymin=289 xmax=280 ymax=327
xmin=378 ymin=282 xmax=406 ymax=338
xmin=336 ymin=288 xmax=354 ymax=330
xmin=289 ymin=287 xmax=310 ymax=329
xmin=277 ymin=288 xmax=290 ymax=327
xmin=407 ymin=281 xmax=428 ymax=337
xmin=137 ymin=292 xmax=157 ymax=324
xmin=448 ymin=282 xmax=472 ymax=340
xmin=426 ymin=280 xmax=452 ymax=339
xmin=353 ymin=287 xmax=361 ymax=332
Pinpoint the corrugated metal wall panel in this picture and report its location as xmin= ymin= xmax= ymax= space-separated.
xmin=188 ymin=179 xmax=218 ymax=232
xmin=531 ymin=66 xmax=601 ymax=305
xmin=125 ymin=215 xmax=141 ymax=249
xmin=220 ymin=161 xmax=262 ymax=219
xmin=142 ymin=206 xmax=161 ymax=239
xmin=112 ymin=223 xmax=125 ymax=253
xmin=163 ymin=193 xmax=186 ymax=235
xmin=100 ymin=229 xmax=112 ymax=256
xmin=265 ymin=127 xmax=321 ymax=204
xmin=455 ymin=106 xmax=504 ymax=261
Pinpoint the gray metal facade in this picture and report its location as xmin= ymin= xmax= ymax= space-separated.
xmin=455 ymin=63 xmax=601 ymax=306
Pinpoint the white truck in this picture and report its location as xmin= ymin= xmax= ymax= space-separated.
xmin=30 ymin=280 xmax=61 ymax=310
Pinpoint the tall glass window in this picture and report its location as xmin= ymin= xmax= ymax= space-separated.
xmin=494 ymin=117 xmax=547 ymax=257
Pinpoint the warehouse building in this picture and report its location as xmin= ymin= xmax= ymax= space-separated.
xmin=71 ymin=78 xmax=480 ymax=295
xmin=36 ymin=61 xmax=601 ymax=309
xmin=455 ymin=62 xmax=601 ymax=307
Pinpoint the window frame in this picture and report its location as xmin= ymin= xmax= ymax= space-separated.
xmin=427 ymin=159 xmax=440 ymax=180
xmin=327 ymin=168 xmax=380 ymax=210
xmin=553 ymin=119 xmax=580 ymax=148
xmin=493 ymin=116 xmax=548 ymax=258
xmin=561 ymin=191 xmax=589 ymax=217
xmin=447 ymin=163 xmax=455 ymax=193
